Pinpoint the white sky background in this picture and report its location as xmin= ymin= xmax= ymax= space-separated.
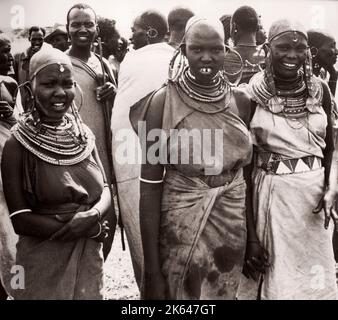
xmin=0 ymin=0 xmax=337 ymax=43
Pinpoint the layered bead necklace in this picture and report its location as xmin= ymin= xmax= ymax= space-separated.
xmin=178 ymin=67 xmax=228 ymax=103
xmin=274 ymin=74 xmax=309 ymax=118
xmin=250 ymin=71 xmax=322 ymax=119
xmin=13 ymin=113 xmax=95 ymax=165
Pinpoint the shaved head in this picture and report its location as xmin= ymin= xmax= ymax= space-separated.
xmin=184 ymin=17 xmax=225 ymax=44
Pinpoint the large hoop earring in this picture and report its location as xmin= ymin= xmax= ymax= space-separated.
xmin=222 ymin=45 xmax=244 ymax=86
xmin=168 ymin=47 xmax=188 ymax=83
xmin=264 ymin=44 xmax=276 ymax=96
xmin=70 ymin=101 xmax=87 ymax=143
xmin=14 ymin=81 xmax=36 ymax=115
xmin=74 ymin=82 xmax=84 ymax=112
xmin=303 ymin=47 xmax=316 ymax=100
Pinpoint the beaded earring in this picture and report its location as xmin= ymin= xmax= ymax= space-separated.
xmin=70 ymin=101 xmax=87 ymax=145
xmin=303 ymin=47 xmax=320 ymax=112
xmin=263 ymin=45 xmax=285 ymax=113
xmin=264 ymin=44 xmax=276 ymax=96
xmin=168 ymin=46 xmax=188 ymax=83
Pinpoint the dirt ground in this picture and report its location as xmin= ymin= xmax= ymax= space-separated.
xmin=103 ymin=226 xmax=140 ymax=300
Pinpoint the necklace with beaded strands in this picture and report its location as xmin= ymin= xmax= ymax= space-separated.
xmin=177 ymin=66 xmax=229 ymax=103
xmin=13 ymin=113 xmax=96 ymax=165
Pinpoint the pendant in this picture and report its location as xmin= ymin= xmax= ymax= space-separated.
xmin=268 ymin=96 xmax=284 ymax=113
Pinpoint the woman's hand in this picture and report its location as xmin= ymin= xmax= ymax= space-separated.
xmin=314 ymin=188 xmax=338 ymax=230
xmin=243 ymin=240 xmax=269 ymax=281
xmin=314 ymin=187 xmax=338 ymax=230
xmin=87 ymin=220 xmax=110 ymax=242
xmin=50 ymin=209 xmax=99 ymax=241
xmin=143 ymin=272 xmax=167 ymax=300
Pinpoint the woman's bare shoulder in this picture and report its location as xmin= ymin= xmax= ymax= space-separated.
xmin=144 ymin=85 xmax=167 ymax=130
xmin=232 ymin=85 xmax=256 ymax=125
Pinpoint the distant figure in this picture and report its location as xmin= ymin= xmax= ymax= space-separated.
xmin=110 ymin=37 xmax=129 ymax=71
xmin=129 ymin=10 xmax=168 ymax=50
xmin=44 ymin=27 xmax=69 ymax=52
xmin=111 ymin=9 xmax=174 ymax=289
xmin=167 ymin=7 xmax=194 ymax=49
xmin=13 ymin=26 xmax=46 ymax=84
xmin=256 ymin=15 xmax=267 ymax=45
xmin=227 ymin=6 xmax=264 ymax=84
xmin=220 ymin=14 xmax=232 ymax=45
xmin=308 ymin=29 xmax=338 ymax=96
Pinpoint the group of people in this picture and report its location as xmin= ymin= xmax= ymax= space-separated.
xmin=0 ymin=2 xmax=337 ymax=300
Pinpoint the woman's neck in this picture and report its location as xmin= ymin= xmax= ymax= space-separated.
xmin=235 ymin=33 xmax=257 ymax=47
xmin=273 ymin=73 xmax=303 ymax=89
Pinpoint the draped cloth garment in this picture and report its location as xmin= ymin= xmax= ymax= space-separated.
xmin=132 ymin=82 xmax=252 ymax=299
xmin=10 ymin=151 xmax=105 ymax=300
xmin=0 ymin=122 xmax=18 ymax=296
xmin=237 ymin=71 xmax=338 ymax=300
xmin=112 ymin=43 xmax=175 ymax=287
xmin=68 ymin=53 xmax=116 ymax=185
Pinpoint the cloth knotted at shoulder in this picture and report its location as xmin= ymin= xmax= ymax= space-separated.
xmin=13 ymin=47 xmax=95 ymax=165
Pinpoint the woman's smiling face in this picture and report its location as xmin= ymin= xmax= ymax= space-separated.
xmin=33 ymin=64 xmax=75 ymax=124
xmin=270 ymin=31 xmax=308 ymax=79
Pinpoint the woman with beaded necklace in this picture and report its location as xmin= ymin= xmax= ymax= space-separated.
xmin=130 ymin=17 xmax=259 ymax=300
xmin=1 ymin=47 xmax=111 ymax=299
xmin=238 ymin=19 xmax=338 ymax=299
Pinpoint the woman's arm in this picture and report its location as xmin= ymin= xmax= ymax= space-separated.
xmin=234 ymin=90 xmax=270 ymax=279
xmin=320 ymin=80 xmax=337 ymax=229
xmin=50 ymin=146 xmax=112 ymax=241
xmin=1 ymin=136 xmax=64 ymax=238
xmin=139 ymin=87 xmax=167 ymax=299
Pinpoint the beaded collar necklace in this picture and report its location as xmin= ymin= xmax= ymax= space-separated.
xmin=178 ymin=67 xmax=228 ymax=103
xmin=13 ymin=113 xmax=95 ymax=165
xmin=249 ymin=71 xmax=322 ymax=119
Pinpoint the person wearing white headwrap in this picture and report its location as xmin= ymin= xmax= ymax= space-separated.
xmin=2 ymin=47 xmax=111 ymax=299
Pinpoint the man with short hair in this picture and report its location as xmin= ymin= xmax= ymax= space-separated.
xmin=44 ymin=27 xmax=69 ymax=52
xmin=66 ymin=3 xmax=117 ymax=259
xmin=167 ymin=7 xmax=194 ymax=48
xmin=13 ymin=26 xmax=46 ymax=84
xmin=111 ymin=9 xmax=175 ymax=289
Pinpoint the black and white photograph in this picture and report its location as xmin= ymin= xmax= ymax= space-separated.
xmin=0 ymin=0 xmax=337 ymax=304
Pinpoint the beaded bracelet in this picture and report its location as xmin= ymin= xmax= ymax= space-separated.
xmin=92 ymin=207 xmax=102 ymax=221
xmin=90 ymin=222 xmax=102 ymax=239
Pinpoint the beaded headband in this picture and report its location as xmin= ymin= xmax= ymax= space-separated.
xmin=29 ymin=47 xmax=73 ymax=80
xmin=30 ymin=62 xmax=69 ymax=81
xmin=268 ymin=19 xmax=307 ymax=43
